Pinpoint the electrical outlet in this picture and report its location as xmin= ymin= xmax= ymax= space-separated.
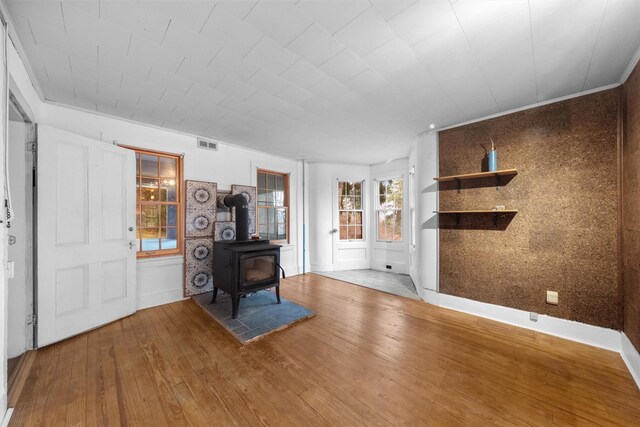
xmin=529 ymin=312 xmax=538 ymax=322
xmin=546 ymin=290 xmax=558 ymax=305
xmin=385 ymin=265 xmax=392 ymax=270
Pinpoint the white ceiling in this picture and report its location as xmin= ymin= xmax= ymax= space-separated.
xmin=6 ymin=0 xmax=640 ymax=164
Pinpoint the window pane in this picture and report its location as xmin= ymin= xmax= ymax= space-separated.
xmin=141 ymin=154 xmax=158 ymax=176
xmin=160 ymin=228 xmax=178 ymax=249
xmin=159 ymin=157 xmax=176 ymax=178
xmin=339 ymin=211 xmax=348 ymax=225
xmin=355 ymin=225 xmax=363 ymax=240
xmin=353 ymin=182 xmax=361 ymax=195
xmin=340 ymin=226 xmax=348 ymax=240
xmin=338 ymin=182 xmax=345 ymax=196
xmin=141 ymin=178 xmax=159 ymax=201
xmin=265 ymin=189 xmax=275 ymax=206
xmin=276 ymin=174 xmax=283 ymax=192
xmin=141 ymin=238 xmax=160 ymax=251
xmin=277 ymin=224 xmax=285 ymax=240
xmin=276 ymin=208 xmax=286 ymax=224
xmin=348 ymin=225 xmax=356 ymax=240
xmin=377 ymin=211 xmax=386 ymax=240
xmin=379 ymin=195 xmax=385 ymax=207
xmin=267 ymin=173 xmax=275 ymax=190
xmin=259 ymin=207 xmax=268 ymax=226
xmin=140 ymin=205 xmax=160 ymax=227
xmin=140 ymin=228 xmax=159 ymax=251
xmin=160 ymin=179 xmax=177 ymax=201
xmin=349 ymin=211 xmax=362 ymax=225
xmin=394 ymin=211 xmax=402 ymax=241
xmin=258 ymin=172 xmax=266 ymax=189
xmin=354 ymin=196 xmax=362 ymax=210
xmin=258 ymin=188 xmax=267 ymax=204
xmin=160 ymin=205 xmax=178 ymax=227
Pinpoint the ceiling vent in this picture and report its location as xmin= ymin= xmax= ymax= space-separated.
xmin=197 ymin=138 xmax=218 ymax=151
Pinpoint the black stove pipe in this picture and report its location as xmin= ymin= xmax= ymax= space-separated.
xmin=224 ymin=194 xmax=249 ymax=241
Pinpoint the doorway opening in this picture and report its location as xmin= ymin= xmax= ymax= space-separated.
xmin=6 ymin=92 xmax=36 ymax=389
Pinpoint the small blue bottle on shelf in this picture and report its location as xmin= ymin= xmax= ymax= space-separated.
xmin=488 ymin=138 xmax=498 ymax=172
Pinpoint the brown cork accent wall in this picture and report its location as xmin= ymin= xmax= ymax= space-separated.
xmin=623 ymin=63 xmax=640 ymax=352
xmin=438 ymin=89 xmax=622 ymax=330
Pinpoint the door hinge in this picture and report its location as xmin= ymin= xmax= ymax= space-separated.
xmin=27 ymin=142 xmax=37 ymax=152
xmin=26 ymin=314 xmax=36 ymax=325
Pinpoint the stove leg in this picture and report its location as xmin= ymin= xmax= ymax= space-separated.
xmin=211 ymin=287 xmax=218 ymax=304
xmin=275 ymin=285 xmax=281 ymax=304
xmin=231 ymin=295 xmax=240 ymax=319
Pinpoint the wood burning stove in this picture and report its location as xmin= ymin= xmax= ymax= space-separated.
xmin=210 ymin=194 xmax=283 ymax=318
xmin=211 ymin=240 xmax=282 ymax=318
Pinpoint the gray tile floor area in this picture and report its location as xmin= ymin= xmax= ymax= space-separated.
xmin=315 ymin=269 xmax=421 ymax=300
xmin=193 ymin=290 xmax=315 ymax=344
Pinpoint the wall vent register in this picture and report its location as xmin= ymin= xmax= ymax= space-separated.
xmin=198 ymin=138 xmax=218 ymax=151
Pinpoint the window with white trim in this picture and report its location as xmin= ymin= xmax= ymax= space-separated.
xmin=376 ymin=177 xmax=403 ymax=242
xmin=338 ymin=180 xmax=364 ymax=241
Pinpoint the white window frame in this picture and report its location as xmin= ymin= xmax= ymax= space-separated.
xmin=375 ymin=176 xmax=404 ymax=243
xmin=337 ymin=180 xmax=365 ymax=242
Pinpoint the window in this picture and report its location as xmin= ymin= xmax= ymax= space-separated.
xmin=133 ymin=148 xmax=183 ymax=257
xmin=338 ymin=181 xmax=364 ymax=241
xmin=257 ymin=169 xmax=289 ymax=242
xmin=376 ymin=177 xmax=403 ymax=242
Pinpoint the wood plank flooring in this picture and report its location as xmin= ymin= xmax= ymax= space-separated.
xmin=9 ymin=273 xmax=640 ymax=426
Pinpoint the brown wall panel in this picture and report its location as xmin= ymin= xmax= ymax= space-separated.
xmin=438 ymin=89 xmax=622 ymax=329
xmin=623 ymin=62 xmax=640 ymax=352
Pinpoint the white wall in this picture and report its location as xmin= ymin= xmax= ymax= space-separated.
xmin=308 ymin=162 xmax=370 ymax=271
xmin=370 ymin=158 xmax=409 ymax=274
xmin=413 ymin=133 xmax=439 ymax=298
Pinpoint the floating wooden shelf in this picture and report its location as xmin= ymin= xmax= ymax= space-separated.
xmin=434 ymin=169 xmax=518 ymax=182
xmin=435 ymin=209 xmax=518 ymax=226
xmin=434 ymin=210 xmax=518 ymax=214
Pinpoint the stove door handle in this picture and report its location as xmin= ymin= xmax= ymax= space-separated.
xmin=277 ymin=264 xmax=286 ymax=279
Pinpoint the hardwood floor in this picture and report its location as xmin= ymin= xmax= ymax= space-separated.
xmin=10 ymin=273 xmax=640 ymax=426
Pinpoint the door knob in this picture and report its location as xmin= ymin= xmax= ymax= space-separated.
xmin=331 ymin=228 xmax=338 ymax=234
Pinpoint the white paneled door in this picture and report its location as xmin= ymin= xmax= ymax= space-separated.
xmin=37 ymin=126 xmax=137 ymax=347
xmin=333 ymin=178 xmax=369 ymax=270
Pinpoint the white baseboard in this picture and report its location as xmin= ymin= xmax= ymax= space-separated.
xmin=310 ymin=264 xmax=334 ymax=272
xmin=424 ymin=292 xmax=621 ymax=352
xmin=1 ymin=408 xmax=13 ymax=427
xmin=421 ymin=288 xmax=440 ymax=305
xmin=621 ymin=333 xmax=640 ymax=390
xmin=137 ymin=288 xmax=187 ymax=310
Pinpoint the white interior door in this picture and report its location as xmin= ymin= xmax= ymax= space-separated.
xmin=37 ymin=125 xmax=137 ymax=347
xmin=332 ymin=178 xmax=369 ymax=270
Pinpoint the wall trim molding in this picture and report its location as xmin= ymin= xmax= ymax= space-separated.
xmin=621 ymin=44 xmax=640 ymax=84
xmin=310 ymin=264 xmax=334 ymax=272
xmin=423 ymin=291 xmax=621 ymax=352
xmin=439 ymin=83 xmax=620 ymax=132
xmin=1 ymin=408 xmax=13 ymax=427
xmin=621 ymin=333 xmax=640 ymax=390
